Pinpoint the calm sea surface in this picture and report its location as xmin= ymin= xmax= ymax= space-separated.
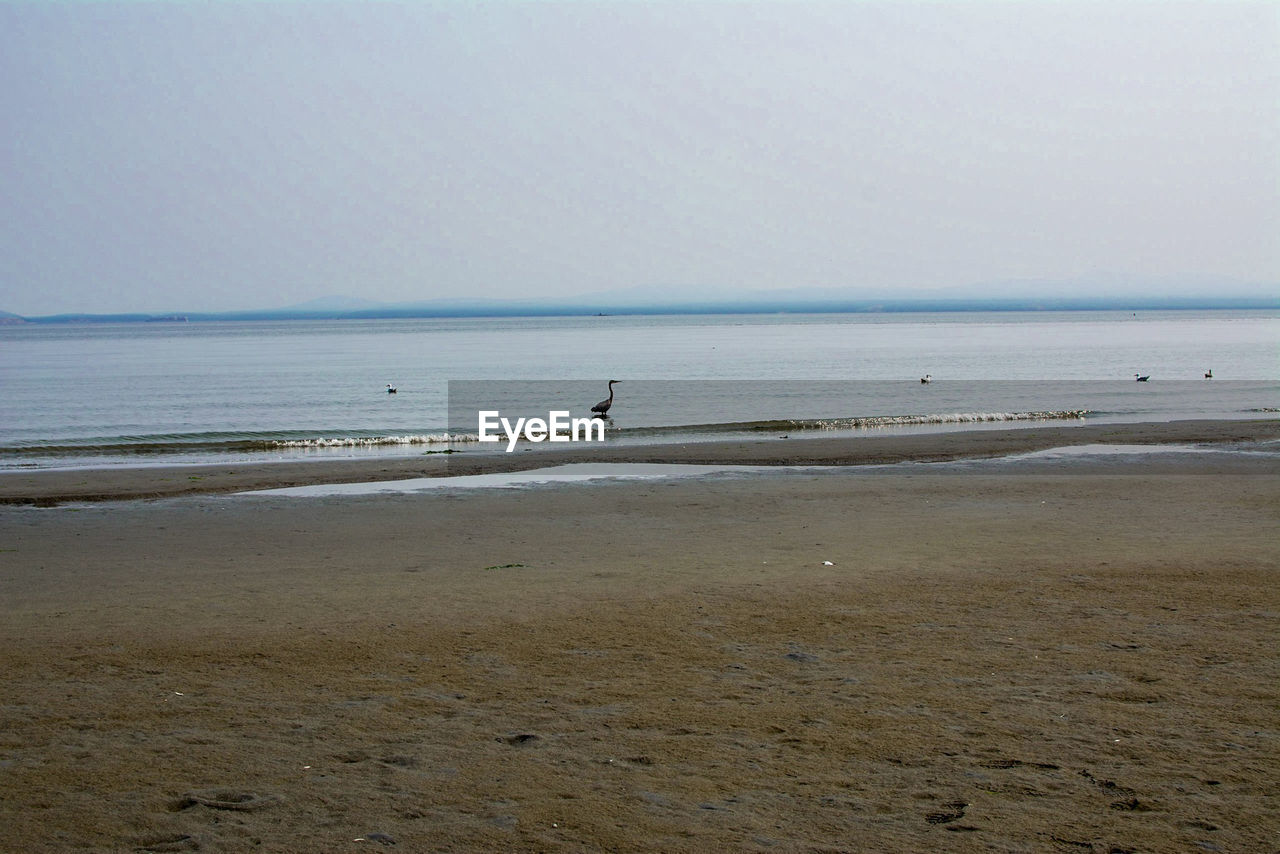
xmin=1 ymin=310 xmax=1276 ymax=470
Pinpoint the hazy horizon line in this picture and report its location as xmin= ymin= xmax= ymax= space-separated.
xmin=3 ymin=292 xmax=1276 ymax=324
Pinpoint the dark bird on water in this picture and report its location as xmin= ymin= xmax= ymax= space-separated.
xmin=1205 ymin=369 xmax=1213 ymax=379
xmin=920 ymin=374 xmax=932 ymax=384
xmin=591 ymin=380 xmax=619 ymax=417
xmin=1134 ymin=374 xmax=1150 ymax=382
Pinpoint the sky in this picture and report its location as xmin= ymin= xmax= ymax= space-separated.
xmin=1 ymin=1 xmax=1277 ymax=316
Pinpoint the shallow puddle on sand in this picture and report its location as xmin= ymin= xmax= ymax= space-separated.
xmin=237 ymin=463 xmax=792 ymax=497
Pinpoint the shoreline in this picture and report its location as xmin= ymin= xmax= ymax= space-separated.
xmin=1 ymin=417 xmax=1277 ymax=504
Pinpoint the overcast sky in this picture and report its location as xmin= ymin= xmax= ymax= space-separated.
xmin=1 ymin=1 xmax=1277 ymax=315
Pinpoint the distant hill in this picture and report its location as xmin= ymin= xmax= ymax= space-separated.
xmin=3 ymin=278 xmax=1276 ymax=323
xmin=279 ymin=295 xmax=387 ymax=312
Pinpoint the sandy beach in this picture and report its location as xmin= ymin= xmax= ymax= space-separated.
xmin=1 ymin=421 xmax=1277 ymax=852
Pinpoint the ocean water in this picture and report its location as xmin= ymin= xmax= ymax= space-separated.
xmin=1 ymin=310 xmax=1275 ymax=470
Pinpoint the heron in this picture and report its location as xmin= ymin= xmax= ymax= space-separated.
xmin=386 ymin=384 xmax=397 ymax=394
xmin=920 ymin=374 xmax=932 ymax=384
xmin=591 ymin=380 xmax=619 ymax=417
xmin=1134 ymin=374 xmax=1150 ymax=382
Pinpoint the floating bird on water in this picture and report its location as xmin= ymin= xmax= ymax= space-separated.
xmin=1205 ymin=369 xmax=1213 ymax=379
xmin=386 ymin=384 xmax=397 ymax=394
xmin=591 ymin=380 xmax=619 ymax=417
xmin=1134 ymin=374 xmax=1150 ymax=382
xmin=920 ymin=374 xmax=932 ymax=384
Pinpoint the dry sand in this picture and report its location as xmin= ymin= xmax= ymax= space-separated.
xmin=1 ymin=422 xmax=1277 ymax=852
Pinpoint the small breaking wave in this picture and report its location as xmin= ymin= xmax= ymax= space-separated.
xmin=0 ymin=411 xmax=1089 ymax=467
xmin=0 ymin=430 xmax=480 ymax=460
xmin=625 ymin=410 xmax=1090 ymax=436
xmin=268 ymin=433 xmax=479 ymax=448
xmin=803 ymin=410 xmax=1090 ymax=430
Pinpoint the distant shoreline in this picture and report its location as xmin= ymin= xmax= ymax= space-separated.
xmin=2 ymin=298 xmax=1277 ymax=325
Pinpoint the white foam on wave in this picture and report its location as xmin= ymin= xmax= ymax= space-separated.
xmin=809 ymin=410 xmax=1089 ymax=430
xmin=269 ymin=433 xmax=479 ymax=448
xmin=266 ymin=412 xmax=1088 ymax=449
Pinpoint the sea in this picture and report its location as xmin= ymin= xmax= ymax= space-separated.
xmin=1 ymin=310 xmax=1276 ymax=471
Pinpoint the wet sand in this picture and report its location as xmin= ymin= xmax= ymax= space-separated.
xmin=2 ymin=418 xmax=1278 ymax=505
xmin=0 ymin=421 xmax=1277 ymax=852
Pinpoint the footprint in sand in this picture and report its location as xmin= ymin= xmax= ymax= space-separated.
xmin=924 ymin=800 xmax=968 ymax=825
xmin=133 ymin=833 xmax=199 ymax=852
xmin=177 ymin=789 xmax=282 ymax=812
